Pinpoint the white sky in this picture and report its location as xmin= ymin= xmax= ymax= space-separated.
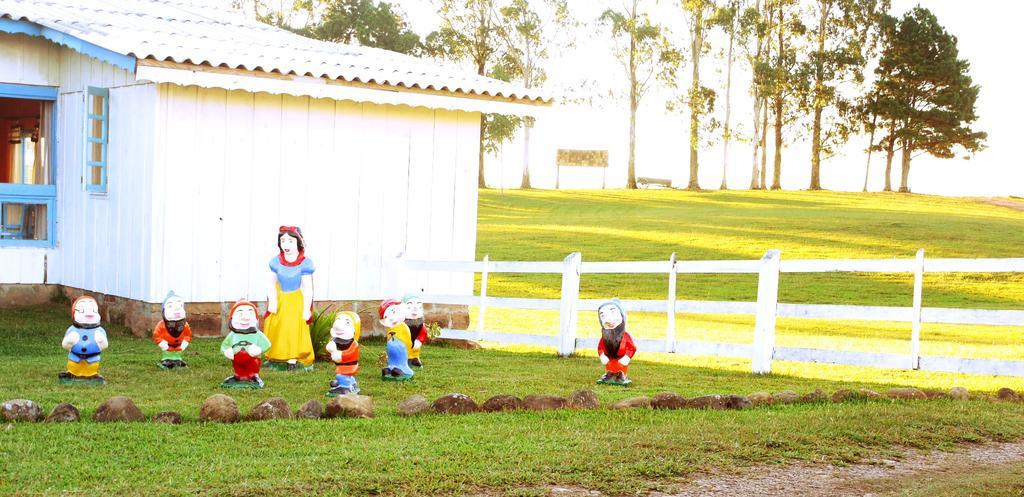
xmin=224 ymin=0 xmax=1021 ymax=196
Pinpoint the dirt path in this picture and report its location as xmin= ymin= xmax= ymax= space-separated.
xmin=663 ymin=441 xmax=1024 ymax=497
xmin=981 ymin=198 xmax=1024 ymax=212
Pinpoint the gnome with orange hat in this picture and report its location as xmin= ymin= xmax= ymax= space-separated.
xmin=152 ymin=291 xmax=193 ymax=369
xmin=59 ymin=296 xmax=109 ymax=385
xmin=379 ymin=299 xmax=414 ymax=381
xmin=220 ymin=299 xmax=272 ymax=389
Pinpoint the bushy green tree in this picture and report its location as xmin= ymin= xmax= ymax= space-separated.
xmin=869 ymin=7 xmax=985 ymax=193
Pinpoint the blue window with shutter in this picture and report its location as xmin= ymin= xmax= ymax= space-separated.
xmin=85 ymin=86 xmax=109 ymax=193
xmin=0 ymin=83 xmax=57 ymax=248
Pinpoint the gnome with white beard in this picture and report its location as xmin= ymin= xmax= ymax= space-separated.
xmin=596 ymin=299 xmax=637 ymax=386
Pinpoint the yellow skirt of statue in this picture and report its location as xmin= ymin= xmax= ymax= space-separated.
xmin=264 ymin=284 xmax=314 ymax=366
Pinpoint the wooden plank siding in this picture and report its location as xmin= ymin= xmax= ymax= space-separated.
xmin=147 ymin=85 xmax=480 ymax=303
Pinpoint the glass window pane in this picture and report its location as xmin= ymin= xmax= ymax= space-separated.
xmin=91 ymin=165 xmax=103 ymax=186
xmin=0 ymin=203 xmax=47 ymax=241
xmin=90 ymin=142 xmax=104 ymax=163
xmin=91 ymin=118 xmax=104 ymax=140
xmin=91 ymin=95 xmax=105 ymax=116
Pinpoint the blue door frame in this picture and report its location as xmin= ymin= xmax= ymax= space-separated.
xmin=0 ymin=83 xmax=59 ymax=248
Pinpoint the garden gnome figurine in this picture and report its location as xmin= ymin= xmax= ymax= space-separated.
xmin=402 ymin=293 xmax=429 ymax=368
xmin=379 ymin=299 xmax=414 ymax=381
xmin=264 ymin=225 xmax=315 ymax=372
xmin=59 ymin=296 xmax=109 ymax=385
xmin=596 ymin=299 xmax=637 ymax=386
xmin=220 ymin=299 xmax=271 ymax=389
xmin=152 ymin=291 xmax=192 ymax=369
xmin=325 ymin=311 xmax=361 ymax=396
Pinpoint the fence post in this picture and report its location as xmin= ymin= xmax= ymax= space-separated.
xmin=666 ymin=252 xmax=678 ymax=353
xmin=910 ymin=248 xmax=925 ymax=369
xmin=477 ymin=255 xmax=489 ymax=341
xmin=558 ymin=252 xmax=582 ymax=357
xmin=752 ymin=249 xmax=781 ymax=374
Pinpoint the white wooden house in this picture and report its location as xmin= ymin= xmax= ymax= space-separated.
xmin=0 ymin=0 xmax=549 ymax=334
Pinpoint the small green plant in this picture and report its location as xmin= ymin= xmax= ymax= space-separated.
xmin=309 ymin=305 xmax=339 ymax=361
xmin=426 ymin=321 xmax=443 ymax=339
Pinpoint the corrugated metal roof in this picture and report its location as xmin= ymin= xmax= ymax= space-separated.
xmin=0 ymin=0 xmax=551 ymax=103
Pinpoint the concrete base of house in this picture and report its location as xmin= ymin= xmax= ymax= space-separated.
xmin=1 ymin=284 xmax=470 ymax=338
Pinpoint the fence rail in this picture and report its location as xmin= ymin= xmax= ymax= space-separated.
xmin=397 ymin=250 xmax=1024 ymax=377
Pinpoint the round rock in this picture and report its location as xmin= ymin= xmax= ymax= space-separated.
xmin=481 ymin=395 xmax=523 ymax=412
xmin=152 ymin=411 xmax=183 ymax=424
xmin=948 ymin=387 xmax=969 ymax=401
xmin=94 ymin=396 xmax=145 ymax=422
xmin=568 ymin=390 xmax=600 ymax=410
xmin=1 ymin=399 xmax=43 ymax=422
xmin=296 ymin=400 xmax=324 ymax=419
xmin=886 ymin=387 xmax=927 ymax=401
xmin=248 ymin=397 xmax=292 ymax=421
xmin=687 ymin=394 xmax=728 ymax=410
xmin=801 ymin=389 xmax=828 ymax=403
xmin=747 ymin=392 xmax=772 ymax=407
xmin=771 ymin=391 xmax=801 ymax=404
xmin=997 ymin=387 xmax=1018 ymax=401
xmin=44 ymin=403 xmax=80 ymax=423
xmin=609 ymin=396 xmax=651 ymax=410
xmin=650 ymin=392 xmax=686 ymax=410
xmin=325 ymin=394 xmax=374 ymax=419
xmin=200 ymin=394 xmax=241 ymax=423
xmin=431 ymin=393 xmax=479 ymax=415
xmin=397 ymin=395 xmax=431 ymax=416
xmin=522 ymin=394 xmax=567 ymax=411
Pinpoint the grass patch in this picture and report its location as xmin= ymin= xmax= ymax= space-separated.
xmin=2 ymin=305 xmax=1024 ymax=496
xmin=474 ymin=190 xmax=1024 ymax=362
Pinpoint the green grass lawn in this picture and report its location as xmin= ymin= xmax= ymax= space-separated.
xmin=3 ymin=190 xmax=1024 ymax=496
xmin=474 ymin=190 xmax=1024 ymax=361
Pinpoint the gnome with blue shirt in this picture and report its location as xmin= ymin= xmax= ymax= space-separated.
xmin=59 ymin=296 xmax=109 ymax=385
xmin=379 ymin=299 xmax=414 ymax=381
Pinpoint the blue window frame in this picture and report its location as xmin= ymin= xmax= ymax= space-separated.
xmin=0 ymin=83 xmax=58 ymax=248
xmin=85 ymin=86 xmax=109 ymax=193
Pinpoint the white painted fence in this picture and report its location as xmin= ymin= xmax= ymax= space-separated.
xmin=397 ymin=251 xmax=1024 ymax=377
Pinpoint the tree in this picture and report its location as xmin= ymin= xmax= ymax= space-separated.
xmin=764 ymin=0 xmax=802 ymax=190
xmin=495 ymin=0 xmax=573 ymax=189
xmin=304 ymin=0 xmax=423 ymax=54
xmin=870 ymin=7 xmax=986 ymax=193
xmin=855 ymin=12 xmax=896 ymax=191
xmin=600 ymin=1 xmax=676 ymax=189
xmin=681 ymin=0 xmax=718 ymax=190
xmin=428 ymin=0 xmax=508 ymax=189
xmin=738 ymin=0 xmax=773 ymax=189
xmin=798 ymin=0 xmax=888 ymax=190
xmin=711 ymin=0 xmax=743 ymax=190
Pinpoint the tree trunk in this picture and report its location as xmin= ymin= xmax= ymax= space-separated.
xmin=808 ymin=3 xmax=826 ymax=191
xmin=627 ymin=20 xmax=638 ymax=190
xmin=883 ymin=130 xmax=895 ymax=192
xmin=771 ymin=3 xmax=784 ymax=191
xmin=688 ymin=6 xmax=703 ymax=191
xmin=749 ymin=97 xmax=761 ymax=189
xmin=862 ymin=111 xmax=878 ymax=192
xmin=899 ymin=139 xmax=912 ymax=193
xmin=478 ymin=114 xmax=487 ymax=188
xmin=520 ymin=118 xmax=532 ymax=189
xmin=721 ymin=12 xmax=735 ymax=191
xmin=759 ymin=99 xmax=768 ymax=189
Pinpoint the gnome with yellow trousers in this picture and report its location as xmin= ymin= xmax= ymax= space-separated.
xmin=59 ymin=296 xmax=109 ymax=385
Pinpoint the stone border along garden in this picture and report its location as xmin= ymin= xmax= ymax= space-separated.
xmin=4 ymin=386 xmax=1024 ymax=424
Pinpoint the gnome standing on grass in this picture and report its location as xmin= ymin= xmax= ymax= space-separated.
xmin=379 ymin=299 xmax=414 ymax=381
xmin=325 ymin=311 xmax=361 ymax=396
xmin=402 ymin=294 xmax=429 ymax=368
xmin=220 ymin=299 xmax=271 ymax=389
xmin=596 ymin=299 xmax=637 ymax=386
xmin=152 ymin=291 xmax=192 ymax=369
xmin=59 ymin=296 xmax=109 ymax=385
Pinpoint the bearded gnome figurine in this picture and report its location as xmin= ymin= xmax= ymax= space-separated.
xmin=59 ymin=296 xmax=109 ymax=385
xmin=402 ymin=294 xmax=429 ymax=368
xmin=220 ymin=299 xmax=271 ymax=389
xmin=596 ymin=299 xmax=637 ymax=386
xmin=153 ymin=291 xmax=192 ymax=369
xmin=379 ymin=299 xmax=414 ymax=381
xmin=325 ymin=311 xmax=361 ymax=396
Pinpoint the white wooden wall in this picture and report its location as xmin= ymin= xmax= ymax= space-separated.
xmin=150 ymin=84 xmax=479 ymax=304
xmin=1 ymin=32 xmax=155 ymax=298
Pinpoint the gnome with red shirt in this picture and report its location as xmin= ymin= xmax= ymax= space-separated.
xmin=596 ymin=299 xmax=637 ymax=386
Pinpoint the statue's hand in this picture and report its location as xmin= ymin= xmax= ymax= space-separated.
xmin=158 ymin=340 xmax=170 ymax=351
xmin=599 ymin=354 xmax=609 ymax=365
